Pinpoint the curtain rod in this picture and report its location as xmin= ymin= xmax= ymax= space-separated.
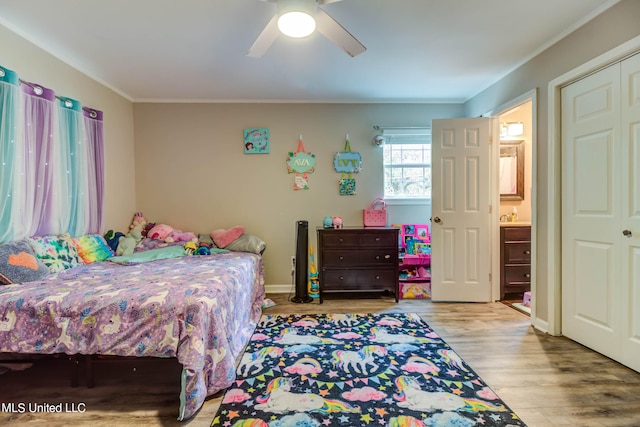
xmin=19 ymin=78 xmax=98 ymax=117
xmin=373 ymin=125 xmax=430 ymax=131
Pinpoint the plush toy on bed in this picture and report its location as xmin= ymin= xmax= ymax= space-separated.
xmin=116 ymin=231 xmax=142 ymax=256
xmin=147 ymin=224 xmax=197 ymax=243
xmin=183 ymin=241 xmax=197 ymax=256
xmin=129 ymin=211 xmax=147 ymax=234
xmin=104 ymin=230 xmax=125 ymax=252
xmin=115 ymin=212 xmax=149 ymax=256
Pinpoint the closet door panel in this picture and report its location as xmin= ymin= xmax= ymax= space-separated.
xmin=620 ymin=53 xmax=640 ymax=372
xmin=561 ymin=63 xmax=621 ymax=358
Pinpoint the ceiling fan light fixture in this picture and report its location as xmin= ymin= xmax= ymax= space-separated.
xmin=277 ymin=11 xmax=316 ymax=38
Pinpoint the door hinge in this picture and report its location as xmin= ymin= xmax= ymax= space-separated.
xmin=489 ymin=136 xmax=493 ymax=145
xmin=488 ymin=204 xmax=492 ymax=213
xmin=489 ymin=273 xmax=492 ymax=283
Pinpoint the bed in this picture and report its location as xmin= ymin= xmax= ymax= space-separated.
xmin=0 ymin=247 xmax=265 ymax=420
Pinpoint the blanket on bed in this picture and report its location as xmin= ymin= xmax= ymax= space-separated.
xmin=0 ymin=252 xmax=265 ymax=420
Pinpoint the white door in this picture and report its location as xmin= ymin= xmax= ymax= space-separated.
xmin=561 ymin=63 xmax=621 ymax=356
xmin=619 ymin=53 xmax=640 ymax=371
xmin=431 ymin=118 xmax=493 ymax=302
xmin=561 ymin=53 xmax=640 ymax=372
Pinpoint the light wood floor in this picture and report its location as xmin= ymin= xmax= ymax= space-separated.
xmin=2 ymin=293 xmax=640 ymax=426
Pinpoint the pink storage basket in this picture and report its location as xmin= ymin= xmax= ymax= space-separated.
xmin=363 ymin=198 xmax=387 ymax=227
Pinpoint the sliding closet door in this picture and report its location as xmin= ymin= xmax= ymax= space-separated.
xmin=561 ymin=52 xmax=640 ymax=372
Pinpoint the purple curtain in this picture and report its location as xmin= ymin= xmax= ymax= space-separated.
xmin=21 ymin=82 xmax=58 ymax=236
xmin=83 ymin=107 xmax=104 ymax=234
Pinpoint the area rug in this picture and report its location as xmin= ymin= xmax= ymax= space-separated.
xmin=212 ymin=313 xmax=526 ymax=427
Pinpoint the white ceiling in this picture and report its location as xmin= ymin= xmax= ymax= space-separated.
xmin=0 ymin=0 xmax=616 ymax=103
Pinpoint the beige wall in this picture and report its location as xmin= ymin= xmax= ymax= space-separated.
xmin=133 ymin=103 xmax=463 ymax=286
xmin=465 ymin=0 xmax=640 ymax=325
xmin=0 ymin=24 xmax=136 ymax=233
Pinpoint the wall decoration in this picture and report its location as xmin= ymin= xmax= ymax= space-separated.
xmin=333 ymin=135 xmax=362 ymax=173
xmin=243 ymin=128 xmax=270 ymax=154
xmin=334 ymin=135 xmax=361 ymax=196
xmin=286 ymin=135 xmax=315 ymax=190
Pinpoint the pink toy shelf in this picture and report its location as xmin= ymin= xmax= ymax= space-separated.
xmin=394 ymin=223 xmax=431 ymax=299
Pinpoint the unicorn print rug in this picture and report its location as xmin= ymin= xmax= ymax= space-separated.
xmin=211 ymin=313 xmax=525 ymax=427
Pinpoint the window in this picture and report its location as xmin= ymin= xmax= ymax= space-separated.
xmin=382 ymin=129 xmax=431 ymax=199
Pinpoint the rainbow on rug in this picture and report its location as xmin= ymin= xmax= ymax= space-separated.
xmin=212 ymin=313 xmax=526 ymax=427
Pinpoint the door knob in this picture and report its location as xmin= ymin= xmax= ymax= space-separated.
xmin=433 ymin=217 xmax=442 ymax=224
xmin=623 ymin=229 xmax=632 ymax=237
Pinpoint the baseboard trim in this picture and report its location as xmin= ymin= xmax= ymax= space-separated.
xmin=265 ymin=283 xmax=293 ymax=294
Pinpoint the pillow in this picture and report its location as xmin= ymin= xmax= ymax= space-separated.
xmin=72 ymin=234 xmax=114 ymax=264
xmin=108 ymin=245 xmax=186 ymax=265
xmin=225 ymin=233 xmax=267 ymax=255
xmin=27 ymin=233 xmax=84 ymax=273
xmin=211 ymin=226 xmax=245 ymax=248
xmin=0 ymin=240 xmax=50 ymax=284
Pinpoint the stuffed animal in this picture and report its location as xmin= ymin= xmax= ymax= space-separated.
xmin=116 ymin=230 xmax=142 ymax=256
xmin=104 ymin=230 xmax=125 ymax=252
xmin=183 ymin=241 xmax=197 ymax=256
xmin=147 ymin=224 xmax=197 ymax=243
xmin=332 ymin=216 xmax=343 ymax=229
xmin=129 ymin=212 xmax=147 ymax=234
xmin=142 ymin=222 xmax=156 ymax=238
xmin=323 ymin=216 xmax=333 ymax=228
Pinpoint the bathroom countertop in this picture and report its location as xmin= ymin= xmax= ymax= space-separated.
xmin=500 ymin=221 xmax=531 ymax=227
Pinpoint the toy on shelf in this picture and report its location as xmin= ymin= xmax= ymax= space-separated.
xmin=394 ymin=223 xmax=432 ymax=299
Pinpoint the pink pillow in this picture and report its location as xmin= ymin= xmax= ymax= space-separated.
xmin=211 ymin=226 xmax=245 ymax=248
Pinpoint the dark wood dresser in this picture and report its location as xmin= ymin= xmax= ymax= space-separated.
xmin=317 ymin=227 xmax=399 ymax=303
xmin=500 ymin=224 xmax=531 ymax=299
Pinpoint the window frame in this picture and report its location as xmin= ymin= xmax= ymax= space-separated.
xmin=381 ymin=128 xmax=432 ymax=204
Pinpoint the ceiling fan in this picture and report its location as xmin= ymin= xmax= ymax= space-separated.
xmin=247 ymin=0 xmax=366 ymax=58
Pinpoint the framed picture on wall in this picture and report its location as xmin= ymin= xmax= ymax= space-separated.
xmin=244 ymin=128 xmax=270 ymax=154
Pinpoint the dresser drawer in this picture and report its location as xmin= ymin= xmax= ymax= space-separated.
xmin=320 ymin=231 xmax=396 ymax=248
xmin=321 ymin=268 xmax=397 ymax=290
xmin=504 ymin=265 xmax=531 ymax=285
xmin=317 ymin=227 xmax=399 ymax=303
xmin=502 ymin=226 xmax=531 ymax=241
xmin=322 ymin=249 xmax=396 ymax=266
xmin=504 ymin=242 xmax=531 ymax=264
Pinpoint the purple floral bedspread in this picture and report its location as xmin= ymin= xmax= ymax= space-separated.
xmin=0 ymin=252 xmax=265 ymax=420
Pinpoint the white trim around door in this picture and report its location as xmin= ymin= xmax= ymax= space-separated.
xmin=546 ymin=34 xmax=640 ymax=336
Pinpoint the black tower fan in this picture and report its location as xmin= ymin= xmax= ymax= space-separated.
xmin=292 ymin=220 xmax=312 ymax=303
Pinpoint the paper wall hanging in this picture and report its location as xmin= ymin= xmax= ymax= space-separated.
xmin=286 ymin=135 xmax=315 ymax=190
xmin=243 ymin=128 xmax=270 ymax=154
xmin=334 ymin=135 xmax=361 ymax=195
xmin=333 ymin=135 xmax=362 ymax=173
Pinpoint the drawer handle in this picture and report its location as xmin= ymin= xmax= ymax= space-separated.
xmin=384 ymin=254 xmax=390 ymax=259
xmin=339 ymin=238 xmax=343 ymax=243
xmin=339 ymin=256 xmax=344 ymax=260
xmin=375 ymin=237 xmax=381 ymax=241
xmin=524 ymin=273 xmax=531 ymax=278
xmin=375 ymin=275 xmax=380 ymax=280
xmin=524 ymin=250 xmax=531 ymax=255
xmin=375 ymin=255 xmax=380 ymax=260
xmin=339 ymin=276 xmax=344 ymax=280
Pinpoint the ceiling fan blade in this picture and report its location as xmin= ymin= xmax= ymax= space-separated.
xmin=247 ymin=14 xmax=280 ymax=58
xmin=315 ymin=8 xmax=366 ymax=57
xmin=318 ymin=0 xmax=344 ymax=4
